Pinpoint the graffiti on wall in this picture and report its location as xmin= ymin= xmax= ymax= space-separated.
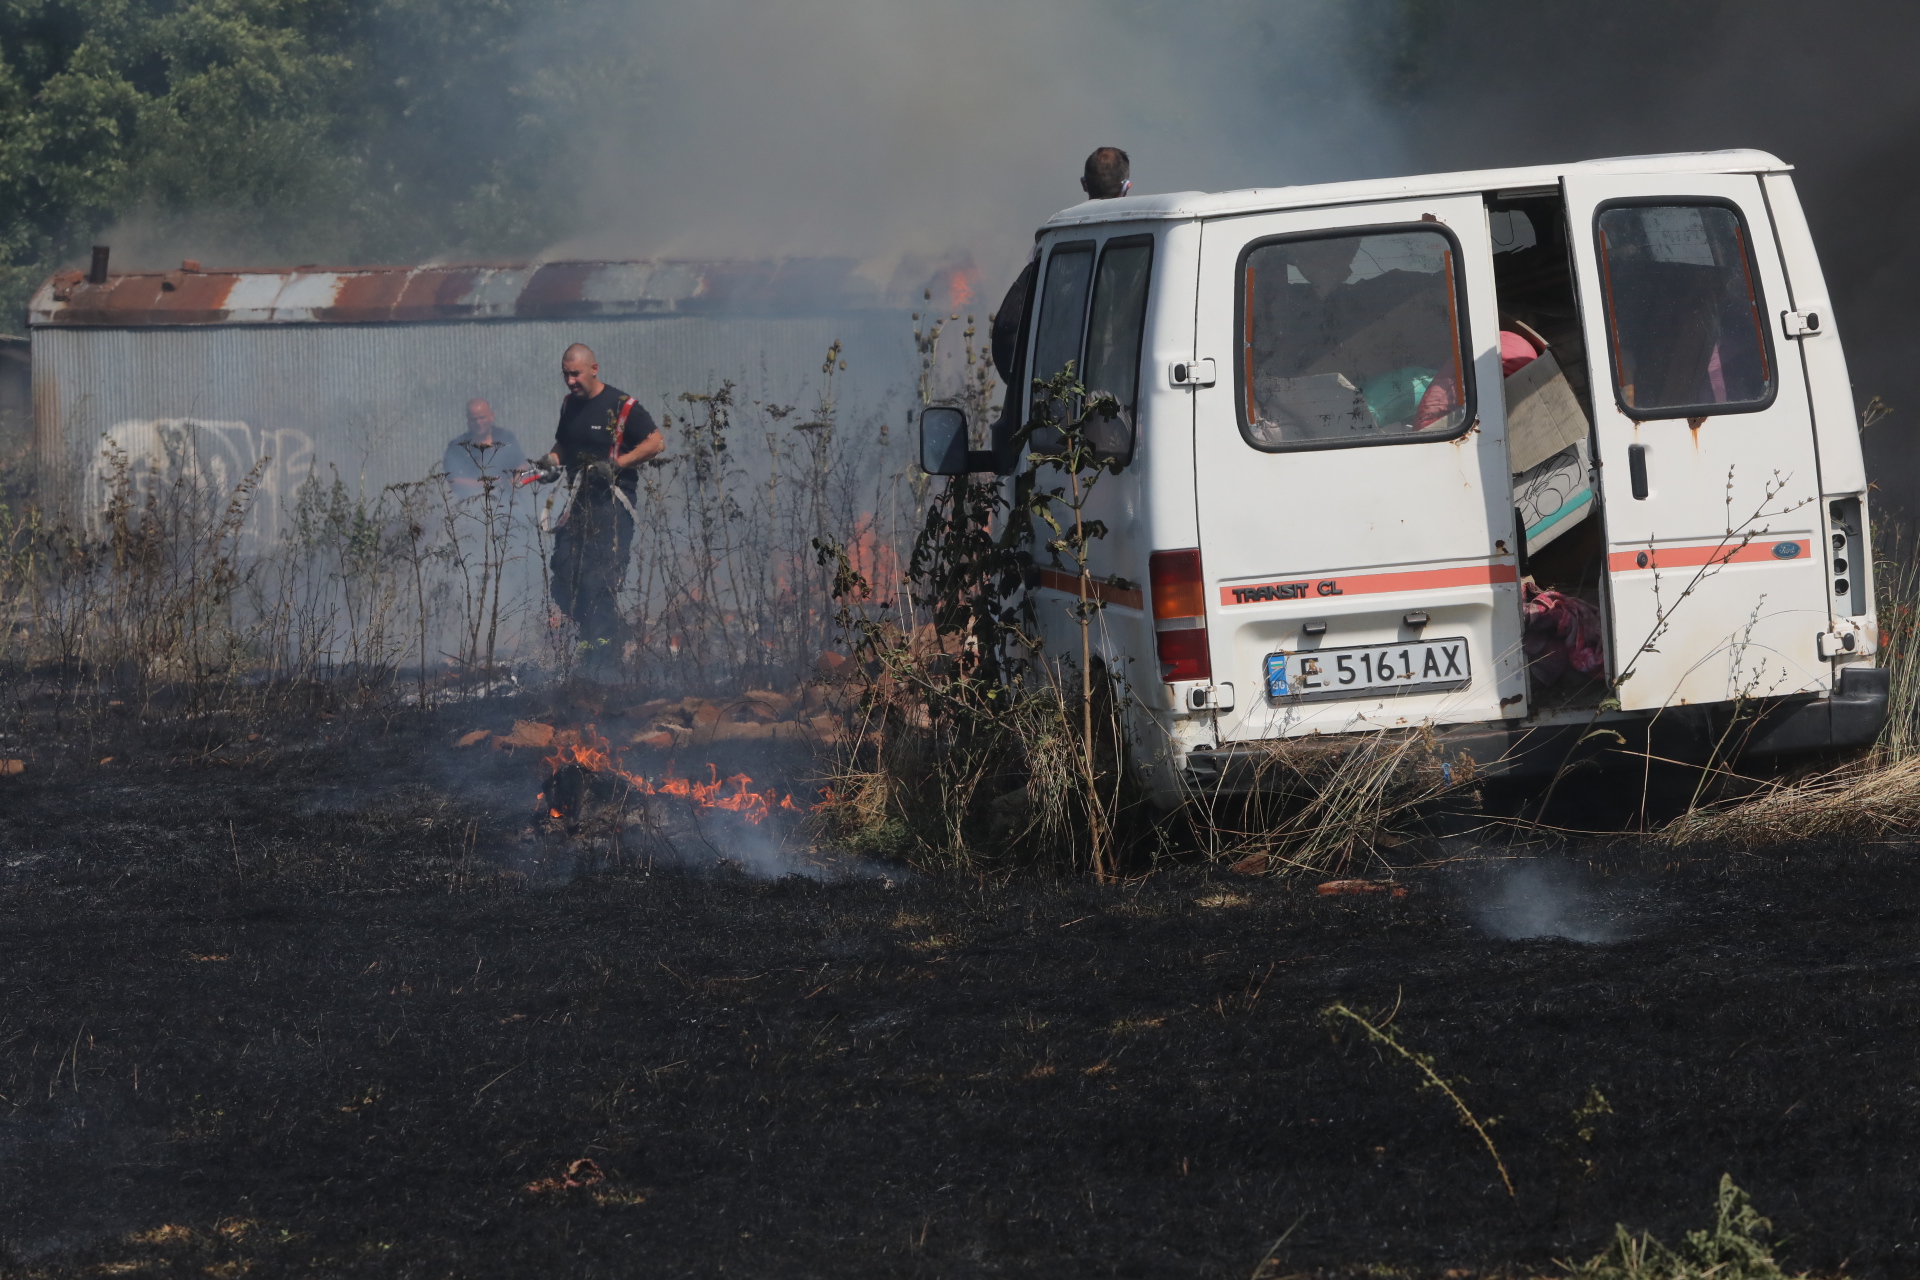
xmin=86 ymin=418 xmax=316 ymax=546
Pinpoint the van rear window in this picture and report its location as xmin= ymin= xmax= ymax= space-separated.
xmin=1237 ymin=228 xmax=1473 ymax=451
xmin=1032 ymin=243 xmax=1095 ymax=389
xmin=1594 ymin=202 xmax=1774 ymax=417
xmin=1081 ymin=237 xmax=1153 ymax=463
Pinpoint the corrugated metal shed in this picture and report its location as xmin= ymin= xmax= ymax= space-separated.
xmin=27 ymin=258 xmax=913 ymax=328
xmin=27 ymin=258 xmax=952 ymax=541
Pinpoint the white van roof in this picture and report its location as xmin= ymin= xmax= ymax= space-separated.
xmin=1040 ymin=149 xmax=1790 ymax=229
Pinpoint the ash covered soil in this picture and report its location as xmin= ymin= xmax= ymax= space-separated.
xmin=1 ymin=699 xmax=1917 ymax=1278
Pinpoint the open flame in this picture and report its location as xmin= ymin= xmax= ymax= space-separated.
xmin=942 ymin=264 xmax=977 ymax=309
xmin=541 ymin=725 xmax=801 ymax=825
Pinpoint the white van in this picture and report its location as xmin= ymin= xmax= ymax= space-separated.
xmin=922 ymin=150 xmax=1888 ymax=806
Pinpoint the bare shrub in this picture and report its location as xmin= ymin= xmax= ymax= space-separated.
xmin=11 ymin=432 xmax=264 ymax=708
xmin=623 ymin=348 xmax=917 ymax=693
xmin=807 ymin=516 xmax=1057 ymax=872
xmin=805 ymin=342 xmax=1167 ymax=876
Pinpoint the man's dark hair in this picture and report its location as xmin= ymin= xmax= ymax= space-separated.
xmin=1082 ymin=146 xmax=1131 ymax=199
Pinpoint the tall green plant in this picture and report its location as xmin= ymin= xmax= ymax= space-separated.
xmin=1018 ymin=364 xmax=1126 ymax=877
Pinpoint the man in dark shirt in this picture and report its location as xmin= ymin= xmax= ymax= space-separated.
xmin=532 ymin=343 xmax=663 ymax=674
xmin=444 ymin=398 xmax=525 ymax=500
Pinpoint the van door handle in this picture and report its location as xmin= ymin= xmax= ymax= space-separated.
xmin=1169 ymin=359 xmax=1216 ymax=387
xmin=1781 ymin=310 xmax=1823 ymax=338
xmin=1627 ymin=444 xmax=1649 ymax=500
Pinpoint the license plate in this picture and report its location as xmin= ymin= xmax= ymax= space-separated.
xmin=1264 ymin=637 xmax=1471 ymax=703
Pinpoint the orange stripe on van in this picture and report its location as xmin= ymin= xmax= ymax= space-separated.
xmin=1219 ymin=562 xmax=1518 ymax=606
xmin=1606 ymin=538 xmax=1810 ymax=574
xmin=1033 ymin=567 xmax=1145 ymax=610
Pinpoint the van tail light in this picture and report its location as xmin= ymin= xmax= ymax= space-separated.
xmin=1149 ymin=548 xmax=1211 ymax=682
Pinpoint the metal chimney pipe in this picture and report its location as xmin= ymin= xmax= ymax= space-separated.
xmin=88 ymin=246 xmax=110 ymax=284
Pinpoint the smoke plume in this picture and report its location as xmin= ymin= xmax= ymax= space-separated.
xmin=529 ymin=0 xmax=1402 ymax=287
xmin=1388 ymin=0 xmax=1920 ymax=513
xmin=92 ymin=2 xmax=1920 ymax=508
xmin=1469 ymin=860 xmax=1620 ymax=944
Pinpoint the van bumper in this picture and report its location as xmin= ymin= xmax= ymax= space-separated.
xmin=1178 ymin=665 xmax=1889 ymax=790
xmin=1740 ymin=665 xmax=1889 ymax=757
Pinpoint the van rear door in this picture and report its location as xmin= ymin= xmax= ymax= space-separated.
xmin=1560 ymin=173 xmax=1830 ymax=710
xmin=1191 ymin=195 xmax=1527 ymax=741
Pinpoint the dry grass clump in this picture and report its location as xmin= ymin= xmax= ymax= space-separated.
xmin=1662 ymin=524 xmax=1920 ymax=848
xmin=1663 ymin=754 xmax=1920 ymax=846
xmin=1873 ymin=527 xmax=1920 ymax=762
xmin=1206 ymin=725 xmax=1477 ymax=876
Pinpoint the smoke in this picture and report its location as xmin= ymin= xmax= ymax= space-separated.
xmin=533 ymin=0 xmax=1403 ymax=287
xmin=1467 ymin=860 xmax=1621 ymax=944
xmin=516 ymin=814 xmax=898 ymax=884
xmin=655 ymin=818 xmax=898 ymax=883
xmin=89 ymin=0 xmax=1920 ymax=513
xmin=1386 ymin=0 xmax=1920 ymax=514
xmin=534 ymin=0 xmax=1920 ymax=503
xmin=87 ymin=0 xmax=1408 ymax=362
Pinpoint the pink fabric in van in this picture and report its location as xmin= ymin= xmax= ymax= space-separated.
xmin=1500 ymin=330 xmax=1540 ymax=377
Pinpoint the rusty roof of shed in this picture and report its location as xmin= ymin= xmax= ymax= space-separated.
xmin=27 ymin=258 xmax=924 ymax=328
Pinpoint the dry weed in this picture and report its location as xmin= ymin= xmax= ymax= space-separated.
xmin=1321 ymin=1000 xmax=1513 ymax=1199
xmin=1663 ymin=520 xmax=1920 ymax=847
xmin=1207 ymin=726 xmax=1476 ymax=877
xmin=1662 ymin=754 xmax=1920 ymax=846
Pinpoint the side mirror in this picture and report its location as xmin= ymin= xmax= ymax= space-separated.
xmin=919 ymin=406 xmax=996 ymax=476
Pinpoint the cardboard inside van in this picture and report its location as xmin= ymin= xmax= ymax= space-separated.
xmin=1505 ymin=349 xmax=1588 ymax=474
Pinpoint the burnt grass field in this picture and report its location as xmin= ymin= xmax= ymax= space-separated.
xmin=2 ymin=693 xmax=1918 ymax=1278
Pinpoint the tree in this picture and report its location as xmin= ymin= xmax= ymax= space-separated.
xmin=0 ymin=0 xmax=592 ymax=328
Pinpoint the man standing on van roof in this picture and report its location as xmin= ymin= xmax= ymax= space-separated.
xmin=990 ymin=147 xmax=1132 ymax=381
xmin=529 ymin=343 xmax=664 ymax=676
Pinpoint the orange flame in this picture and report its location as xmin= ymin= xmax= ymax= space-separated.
xmin=542 ymin=726 xmax=799 ymax=825
xmin=944 ymin=265 xmax=977 ymax=309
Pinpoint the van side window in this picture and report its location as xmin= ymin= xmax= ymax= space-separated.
xmin=1031 ymin=242 xmax=1095 ymax=392
xmin=1237 ymin=228 xmax=1473 ymax=451
xmin=1081 ymin=236 xmax=1153 ymax=464
xmin=1594 ymin=203 xmax=1774 ymax=417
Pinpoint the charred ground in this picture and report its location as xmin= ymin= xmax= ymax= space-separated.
xmin=1 ymin=697 xmax=1916 ymax=1278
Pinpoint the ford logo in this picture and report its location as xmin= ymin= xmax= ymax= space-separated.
xmin=1772 ymin=541 xmax=1801 ymax=559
